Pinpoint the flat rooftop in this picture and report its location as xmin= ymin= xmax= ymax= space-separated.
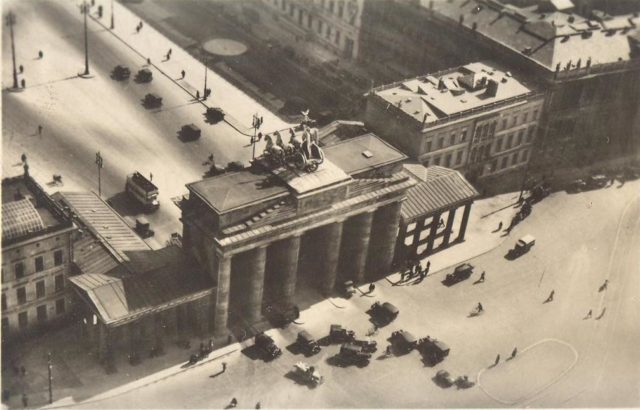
xmin=271 ymin=159 xmax=351 ymax=195
xmin=426 ymin=0 xmax=639 ymax=71
xmin=187 ymin=169 xmax=289 ymax=213
xmin=374 ymin=61 xmax=532 ymax=125
xmin=2 ymin=175 xmax=69 ymax=243
xmin=323 ymin=133 xmax=408 ymax=175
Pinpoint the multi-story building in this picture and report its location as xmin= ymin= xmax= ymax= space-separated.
xmin=358 ymin=0 xmax=640 ymax=168
xmin=364 ymin=62 xmax=544 ymax=181
xmin=1 ymin=173 xmax=76 ymax=343
xmin=260 ymin=0 xmax=364 ymax=60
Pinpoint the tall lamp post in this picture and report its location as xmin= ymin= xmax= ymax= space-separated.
xmin=203 ymin=54 xmax=208 ymax=99
xmin=95 ymin=151 xmax=103 ymax=197
xmin=5 ymin=11 xmax=19 ymax=89
xmin=251 ymin=114 xmax=263 ymax=160
xmin=81 ymin=1 xmax=90 ymax=76
xmin=110 ymin=0 xmax=114 ymax=29
xmin=47 ymin=352 xmax=53 ymax=404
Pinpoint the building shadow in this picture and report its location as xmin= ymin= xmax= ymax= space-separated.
xmin=105 ymin=191 xmax=144 ymax=217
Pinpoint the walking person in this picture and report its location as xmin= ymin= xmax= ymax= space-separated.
xmin=368 ymin=283 xmax=375 ymax=294
xmin=479 ymin=271 xmax=485 ymax=282
xmin=600 ymin=279 xmax=609 ymax=291
xmin=477 ymin=302 xmax=484 ymax=313
xmin=38 ymin=50 xmax=43 ymax=59
xmin=147 ymin=57 xmax=151 ymax=65
xmin=222 ymin=362 xmax=227 ymax=373
xmin=21 ymin=78 xmax=25 ymax=88
xmin=255 ymin=402 xmax=261 ymax=409
xmin=19 ymin=64 xmax=24 ymax=73
xmin=425 ymin=260 xmax=431 ymax=275
xmin=181 ymin=69 xmax=186 ymax=79
xmin=168 ymin=48 xmax=172 ymax=56
xmin=498 ymin=221 xmax=503 ymax=231
xmin=229 ymin=398 xmax=237 ymax=408
xmin=545 ymin=290 xmax=555 ymax=303
xmin=196 ymin=90 xmax=200 ymax=100
xmin=511 ymin=347 xmax=518 ymax=359
xmin=494 ymin=354 xmax=500 ymax=365
xmin=149 ymin=172 xmax=153 ymax=181
xmin=585 ymin=309 xmax=593 ymax=319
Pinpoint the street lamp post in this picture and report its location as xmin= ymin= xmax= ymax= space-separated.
xmin=5 ymin=11 xmax=19 ymax=89
xmin=95 ymin=151 xmax=103 ymax=197
xmin=82 ymin=1 xmax=90 ymax=76
xmin=47 ymin=352 xmax=53 ymax=404
xmin=203 ymin=54 xmax=208 ymax=99
xmin=110 ymin=0 xmax=114 ymax=29
xmin=251 ymin=114 xmax=263 ymax=160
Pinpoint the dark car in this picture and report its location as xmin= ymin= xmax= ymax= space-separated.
xmin=445 ymin=263 xmax=474 ymax=284
xmin=329 ymin=324 xmax=355 ymax=344
xmin=180 ymin=124 xmax=201 ymax=141
xmin=352 ymin=338 xmax=377 ymax=353
xmin=435 ymin=370 xmax=455 ymax=387
xmin=136 ymin=68 xmax=153 ymax=83
xmin=134 ymin=217 xmax=154 ymax=239
xmin=143 ymin=93 xmax=163 ymax=108
xmin=369 ymin=301 xmax=399 ymax=325
xmin=205 ymin=107 xmax=225 ymax=124
xmin=255 ymin=333 xmax=281 ymax=360
xmin=297 ymin=330 xmax=321 ymax=355
xmin=338 ymin=343 xmax=371 ymax=367
xmin=112 ymin=65 xmax=130 ymax=80
xmin=418 ymin=336 xmax=450 ymax=364
xmin=391 ymin=330 xmax=418 ymax=354
xmin=507 ymin=234 xmax=535 ymax=259
xmin=265 ymin=303 xmax=299 ymax=328
xmin=587 ymin=174 xmax=608 ymax=189
xmin=568 ymin=178 xmax=587 ymax=192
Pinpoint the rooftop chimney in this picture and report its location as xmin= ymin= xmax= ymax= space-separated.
xmin=485 ymin=79 xmax=499 ymax=97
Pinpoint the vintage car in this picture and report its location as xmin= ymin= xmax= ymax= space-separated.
xmin=435 ymin=370 xmax=455 ymax=387
xmin=329 ymin=324 xmax=355 ymax=344
xmin=587 ymin=174 xmax=608 ymax=189
xmin=265 ymin=303 xmax=299 ymax=328
xmin=205 ymin=107 xmax=226 ymax=124
xmin=254 ymin=333 xmax=281 ymax=361
xmin=445 ymin=263 xmax=474 ymax=284
xmin=293 ymin=362 xmax=323 ymax=386
xmin=112 ymin=64 xmax=131 ymax=80
xmin=369 ymin=301 xmax=399 ymax=325
xmin=508 ymin=234 xmax=536 ymax=259
xmin=135 ymin=68 xmax=153 ymax=83
xmin=351 ymin=338 xmax=378 ymax=353
xmin=391 ymin=330 xmax=418 ymax=354
xmin=134 ymin=216 xmax=154 ymax=239
xmin=342 ymin=280 xmax=357 ymax=299
xmin=418 ymin=336 xmax=450 ymax=364
xmin=180 ymin=124 xmax=201 ymax=141
xmin=297 ymin=330 xmax=321 ymax=355
xmin=143 ymin=93 xmax=163 ymax=108
xmin=337 ymin=343 xmax=371 ymax=367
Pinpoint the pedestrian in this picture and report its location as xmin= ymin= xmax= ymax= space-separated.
xmin=21 ymin=78 xmax=25 ymax=88
xmin=368 ymin=283 xmax=375 ymax=294
xmin=38 ymin=50 xmax=43 ymax=59
xmin=208 ymin=338 xmax=214 ymax=351
xmin=222 ymin=362 xmax=227 ymax=373
xmin=425 ymin=260 xmax=431 ymax=275
xmin=255 ymin=402 xmax=261 ymax=409
xmin=22 ymin=393 xmax=28 ymax=408
xmin=196 ymin=90 xmax=200 ymax=100
xmin=511 ymin=347 xmax=517 ymax=359
xmin=19 ymin=64 xmax=24 ymax=73
xmin=21 ymin=153 xmax=27 ymax=163
xmin=149 ymin=172 xmax=153 ymax=181
xmin=600 ymin=279 xmax=609 ymax=291
xmin=230 ymin=397 xmax=237 ymax=408
xmin=477 ymin=302 xmax=483 ymax=312
xmin=494 ymin=354 xmax=500 ymax=365
xmin=498 ymin=221 xmax=503 ymax=231
xmin=546 ymin=290 xmax=555 ymax=303
xmin=168 ymin=48 xmax=172 ymax=56
xmin=585 ymin=309 xmax=593 ymax=319
xmin=479 ymin=271 xmax=485 ymax=282
xmin=140 ymin=21 xmax=143 ymax=29
xmin=597 ymin=307 xmax=607 ymax=320
xmin=136 ymin=25 xmax=141 ymax=33
xmin=166 ymin=53 xmax=171 ymax=61
xmin=146 ymin=57 xmax=151 ymax=65
xmin=181 ymin=69 xmax=185 ymax=79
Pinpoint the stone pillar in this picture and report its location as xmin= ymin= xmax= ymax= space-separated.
xmin=343 ymin=211 xmax=374 ymax=283
xmin=426 ymin=212 xmax=442 ymax=254
xmin=245 ymin=246 xmax=267 ymax=324
xmin=442 ymin=207 xmax=457 ymax=246
xmin=214 ymin=252 xmax=232 ymax=338
xmin=279 ymin=235 xmax=302 ymax=306
xmin=456 ymin=202 xmax=473 ymax=242
xmin=367 ymin=202 xmax=403 ymax=279
xmin=318 ymin=221 xmax=344 ymax=295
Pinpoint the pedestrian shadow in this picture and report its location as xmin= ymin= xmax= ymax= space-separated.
xmin=20 ymin=74 xmax=79 ymax=90
xmin=149 ymin=100 xmax=200 ymax=113
xmin=209 ymin=370 xmax=224 ymax=378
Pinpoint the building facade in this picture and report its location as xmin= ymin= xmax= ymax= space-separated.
xmin=358 ymin=0 xmax=640 ymax=168
xmin=2 ymin=174 xmax=76 ymax=343
xmin=260 ymin=0 xmax=364 ymax=59
xmin=364 ymin=62 xmax=544 ymax=181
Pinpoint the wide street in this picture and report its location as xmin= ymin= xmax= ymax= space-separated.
xmin=48 ymin=179 xmax=639 ymax=409
xmin=2 ymin=0 xmax=290 ymax=245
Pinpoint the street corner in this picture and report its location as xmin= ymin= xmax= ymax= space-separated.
xmin=477 ymin=339 xmax=578 ymax=405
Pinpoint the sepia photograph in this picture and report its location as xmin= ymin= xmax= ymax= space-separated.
xmin=1 ymin=0 xmax=639 ymax=408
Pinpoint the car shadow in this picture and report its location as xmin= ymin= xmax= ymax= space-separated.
xmin=106 ymin=191 xmax=144 ymax=217
xmin=240 ymin=345 xmax=261 ymax=361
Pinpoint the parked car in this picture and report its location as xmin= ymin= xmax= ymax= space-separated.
xmin=136 ymin=68 xmax=153 ymax=82
xmin=568 ymin=178 xmax=587 ymax=192
xmin=112 ymin=65 xmax=130 ymax=80
xmin=445 ymin=263 xmax=474 ymax=284
xmin=435 ymin=370 xmax=455 ymax=387
xmin=134 ymin=216 xmax=154 ymax=239
xmin=418 ymin=336 xmax=450 ymax=364
xmin=254 ymin=333 xmax=281 ymax=360
xmin=391 ymin=330 xmax=418 ymax=354
xmin=205 ymin=107 xmax=225 ymax=124
xmin=587 ymin=174 xmax=608 ymax=189
xmin=293 ymin=362 xmax=323 ymax=386
xmin=297 ymin=330 xmax=321 ymax=355
xmin=369 ymin=301 xmax=399 ymax=325
xmin=508 ymin=234 xmax=535 ymax=259
xmin=265 ymin=303 xmax=299 ymax=328
xmin=337 ymin=343 xmax=371 ymax=367
xmin=329 ymin=324 xmax=355 ymax=344
xmin=351 ymin=338 xmax=377 ymax=353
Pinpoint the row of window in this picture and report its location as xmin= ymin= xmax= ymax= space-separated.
xmin=500 ymin=107 xmax=539 ymax=131
xmin=426 ymin=128 xmax=468 ymax=152
xmin=5 ymin=249 xmax=64 ymax=281
xmin=2 ymin=275 xmax=65 ymax=309
xmin=424 ymin=149 xmax=465 ymax=168
xmin=1 ymin=299 xmax=66 ymax=331
xmin=489 ymin=149 xmax=530 ymax=174
xmin=495 ymin=126 xmax=536 ymax=153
